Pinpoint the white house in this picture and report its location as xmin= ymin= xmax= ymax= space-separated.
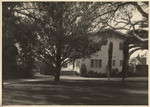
xmin=73 ymin=30 xmax=126 ymax=74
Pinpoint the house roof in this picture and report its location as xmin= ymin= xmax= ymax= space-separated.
xmin=94 ymin=29 xmax=127 ymax=40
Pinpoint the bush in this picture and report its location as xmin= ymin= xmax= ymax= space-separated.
xmin=80 ymin=63 xmax=87 ymax=74
xmin=81 ymin=72 xmax=107 ymax=78
xmin=110 ymin=68 xmax=118 ymax=77
xmin=87 ymin=70 xmax=94 ymax=74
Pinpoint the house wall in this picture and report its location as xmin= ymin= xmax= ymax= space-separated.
xmin=74 ymin=37 xmax=123 ymax=74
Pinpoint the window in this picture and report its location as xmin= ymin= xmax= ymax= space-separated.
xmin=119 ymin=42 xmax=123 ymax=50
xmin=112 ymin=60 xmax=115 ymax=66
xmin=91 ymin=59 xmax=102 ymax=67
xmin=99 ymin=59 xmax=102 ymax=67
xmin=91 ymin=59 xmax=94 ymax=67
xmin=120 ymin=60 xmax=123 ymax=66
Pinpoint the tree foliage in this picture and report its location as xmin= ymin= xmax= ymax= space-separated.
xmin=2 ymin=2 xmax=36 ymax=79
xmin=8 ymin=2 xmax=108 ymax=81
xmin=3 ymin=2 xmax=148 ymax=81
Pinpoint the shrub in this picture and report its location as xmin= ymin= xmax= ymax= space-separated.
xmin=80 ymin=63 xmax=87 ymax=74
xmin=87 ymin=70 xmax=94 ymax=74
xmin=110 ymin=68 xmax=118 ymax=77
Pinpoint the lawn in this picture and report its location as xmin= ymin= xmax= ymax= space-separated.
xmin=2 ymin=74 xmax=148 ymax=105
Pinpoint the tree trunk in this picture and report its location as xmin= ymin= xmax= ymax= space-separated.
xmin=122 ymin=40 xmax=129 ymax=81
xmin=54 ymin=38 xmax=62 ymax=82
xmin=54 ymin=16 xmax=63 ymax=82
xmin=54 ymin=67 xmax=61 ymax=82
xmin=73 ymin=59 xmax=75 ymax=70
xmin=2 ymin=79 xmax=4 ymax=88
xmin=107 ymin=72 xmax=110 ymax=80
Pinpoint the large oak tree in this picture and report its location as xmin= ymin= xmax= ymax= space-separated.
xmin=10 ymin=2 xmax=108 ymax=81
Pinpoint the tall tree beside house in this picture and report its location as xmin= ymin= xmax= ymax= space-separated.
xmin=121 ymin=30 xmax=148 ymax=81
xmin=122 ymin=40 xmax=129 ymax=81
xmin=107 ymin=42 xmax=113 ymax=80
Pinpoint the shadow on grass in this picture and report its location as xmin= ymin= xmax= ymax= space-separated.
xmin=3 ymin=76 xmax=148 ymax=105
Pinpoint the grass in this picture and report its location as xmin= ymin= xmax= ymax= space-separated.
xmin=2 ymin=74 xmax=148 ymax=105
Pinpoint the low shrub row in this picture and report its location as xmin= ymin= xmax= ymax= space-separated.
xmin=78 ymin=64 xmax=148 ymax=78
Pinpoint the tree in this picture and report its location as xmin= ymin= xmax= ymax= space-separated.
xmin=107 ymin=42 xmax=113 ymax=80
xmin=2 ymin=3 xmax=20 ymax=88
xmin=2 ymin=3 xmax=19 ymax=79
xmin=91 ymin=2 xmax=148 ymax=38
xmin=121 ymin=30 xmax=148 ymax=80
xmin=10 ymin=2 xmax=108 ymax=82
xmin=2 ymin=2 xmax=36 ymax=81
xmin=121 ymin=40 xmax=129 ymax=81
